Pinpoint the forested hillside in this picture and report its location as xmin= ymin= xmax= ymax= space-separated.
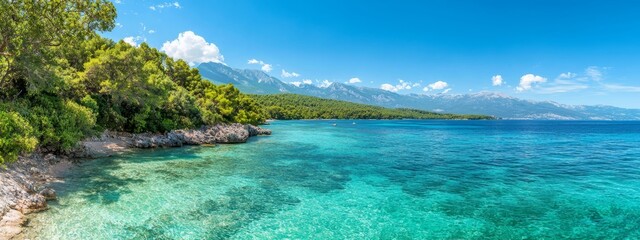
xmin=252 ymin=94 xmax=493 ymax=120
xmin=0 ymin=1 xmax=264 ymax=165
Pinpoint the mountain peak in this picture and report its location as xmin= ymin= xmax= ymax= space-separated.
xmin=197 ymin=61 xmax=228 ymax=69
xmin=469 ymin=91 xmax=513 ymax=99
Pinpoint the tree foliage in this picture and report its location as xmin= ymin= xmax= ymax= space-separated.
xmin=0 ymin=110 xmax=37 ymax=165
xmin=252 ymin=94 xmax=494 ymax=120
xmin=0 ymin=0 xmax=116 ymax=99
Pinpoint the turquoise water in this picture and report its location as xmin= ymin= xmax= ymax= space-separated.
xmin=25 ymin=120 xmax=640 ymax=239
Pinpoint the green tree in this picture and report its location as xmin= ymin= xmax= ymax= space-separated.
xmin=0 ymin=0 xmax=116 ymax=99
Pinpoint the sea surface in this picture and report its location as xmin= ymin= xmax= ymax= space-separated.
xmin=24 ymin=120 xmax=640 ymax=239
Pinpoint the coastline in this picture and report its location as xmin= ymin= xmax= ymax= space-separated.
xmin=0 ymin=123 xmax=271 ymax=239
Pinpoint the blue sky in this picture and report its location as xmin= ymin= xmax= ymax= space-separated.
xmin=104 ymin=0 xmax=640 ymax=108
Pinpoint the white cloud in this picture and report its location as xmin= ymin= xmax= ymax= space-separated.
xmin=530 ymin=72 xmax=588 ymax=94
xmin=516 ymin=74 xmax=546 ymax=92
xmin=115 ymin=22 xmax=123 ymax=28
xmin=150 ymin=2 xmax=181 ymax=11
xmin=289 ymin=79 xmax=318 ymax=87
xmin=558 ymin=72 xmax=577 ymax=79
xmin=603 ymin=84 xmax=640 ymax=92
xmin=442 ymin=88 xmax=452 ymax=94
xmin=281 ymin=69 xmax=300 ymax=78
xmin=381 ymin=84 xmax=397 ymax=92
xmin=247 ymin=59 xmax=273 ymax=72
xmin=122 ymin=36 xmax=139 ymax=47
xmin=290 ymin=79 xmax=313 ymax=87
xmin=537 ymin=84 xmax=589 ymax=94
xmin=586 ymin=66 xmax=603 ymax=81
xmin=347 ymin=77 xmax=362 ymax=84
xmin=123 ymin=37 xmax=136 ymax=46
xmin=148 ymin=30 xmax=155 ymax=34
xmin=514 ymin=67 xmax=639 ymax=94
xmin=261 ymin=64 xmax=272 ymax=72
xmin=380 ymin=79 xmax=418 ymax=92
xmin=161 ymin=31 xmax=224 ymax=65
xmin=318 ymin=80 xmax=333 ymax=88
xmin=424 ymin=80 xmax=449 ymax=91
xmin=492 ymin=75 xmax=503 ymax=86
xmin=428 ymin=80 xmax=448 ymax=90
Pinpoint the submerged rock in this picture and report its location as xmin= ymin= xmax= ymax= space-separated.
xmin=0 ymin=209 xmax=25 ymax=239
xmin=39 ymin=188 xmax=56 ymax=200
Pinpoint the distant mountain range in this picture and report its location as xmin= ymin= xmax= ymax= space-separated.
xmin=197 ymin=62 xmax=640 ymax=120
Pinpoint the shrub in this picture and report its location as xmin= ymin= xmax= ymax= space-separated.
xmin=0 ymin=111 xmax=38 ymax=165
xmin=27 ymin=97 xmax=97 ymax=151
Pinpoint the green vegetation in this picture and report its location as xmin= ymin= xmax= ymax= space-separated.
xmin=252 ymin=94 xmax=493 ymax=120
xmin=0 ymin=111 xmax=38 ymax=165
xmin=0 ymin=0 xmax=264 ymax=164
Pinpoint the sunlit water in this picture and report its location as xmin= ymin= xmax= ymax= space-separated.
xmin=24 ymin=120 xmax=640 ymax=239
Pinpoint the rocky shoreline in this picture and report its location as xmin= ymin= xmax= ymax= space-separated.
xmin=0 ymin=123 xmax=271 ymax=239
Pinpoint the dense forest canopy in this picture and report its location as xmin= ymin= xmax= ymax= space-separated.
xmin=252 ymin=94 xmax=493 ymax=120
xmin=0 ymin=0 xmax=264 ymax=165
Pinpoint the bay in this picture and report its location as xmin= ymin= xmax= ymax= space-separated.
xmin=24 ymin=120 xmax=640 ymax=239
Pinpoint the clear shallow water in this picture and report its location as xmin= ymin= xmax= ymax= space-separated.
xmin=24 ymin=120 xmax=640 ymax=239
